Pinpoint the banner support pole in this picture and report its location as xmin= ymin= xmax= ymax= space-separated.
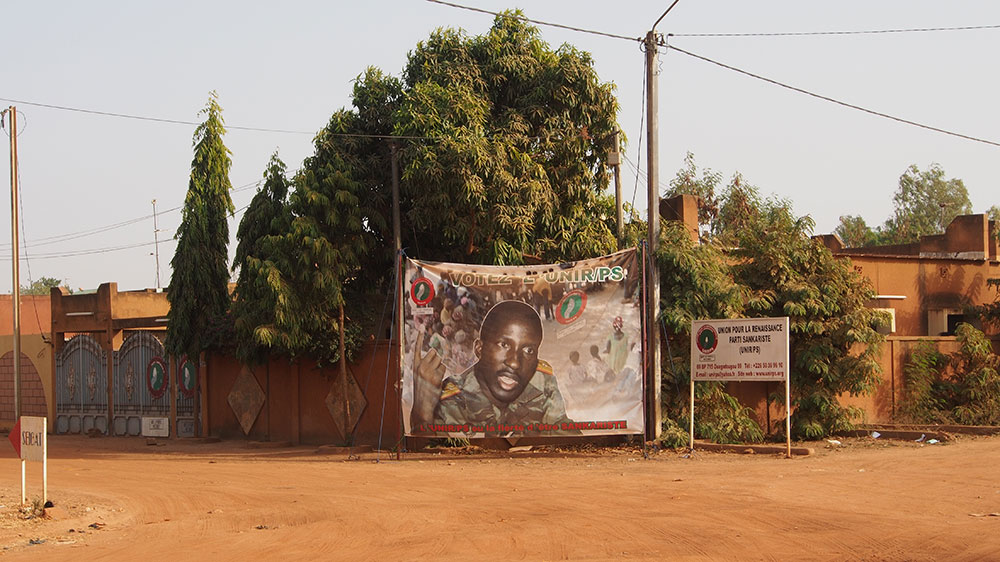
xmin=43 ymin=419 xmax=48 ymax=503
xmin=689 ymin=378 xmax=695 ymax=454
xmin=785 ymin=380 xmax=791 ymax=458
xmin=785 ymin=329 xmax=791 ymax=458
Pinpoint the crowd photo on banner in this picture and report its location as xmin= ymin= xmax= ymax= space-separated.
xmin=402 ymin=249 xmax=644 ymax=438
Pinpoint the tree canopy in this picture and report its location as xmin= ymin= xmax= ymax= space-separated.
xmin=165 ymin=92 xmax=234 ymax=360
xmin=835 ymin=163 xmax=973 ymax=247
xmin=658 ymin=159 xmax=885 ymax=441
xmin=392 ymin=12 xmax=621 ymax=265
xmin=230 ymin=153 xmax=292 ymax=365
xmin=664 ymin=152 xmax=722 ymax=231
xmin=21 ymin=277 xmax=69 ymax=295
xmin=228 ymin=12 xmax=624 ymax=366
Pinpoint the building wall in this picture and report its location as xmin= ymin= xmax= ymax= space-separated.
xmin=0 ymin=295 xmax=51 ymax=336
xmin=846 ymin=255 xmax=998 ymax=336
xmin=0 ymin=335 xmax=54 ymax=431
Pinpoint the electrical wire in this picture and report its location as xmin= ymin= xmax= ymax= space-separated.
xmin=0 ymin=97 xmax=448 ymax=140
xmin=0 ymin=97 xmax=312 ymax=134
xmin=425 ymin=0 xmax=640 ymax=42
xmin=1 ymin=239 xmax=174 ymax=261
xmin=669 ymin=23 xmax=1000 ymax=38
xmin=629 ymin=70 xmax=647 ymax=212
xmin=667 ymin=44 xmax=1000 ymax=148
xmin=0 ymin=201 xmax=251 ymax=261
xmin=0 ymin=175 xmax=269 ymax=254
xmin=0 ymin=95 xmax=578 ymax=143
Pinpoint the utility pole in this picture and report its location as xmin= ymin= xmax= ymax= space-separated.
xmin=644 ymin=32 xmax=662 ymax=440
xmin=152 ymin=199 xmax=161 ymax=291
xmin=6 ymin=106 xmax=22 ymax=422
xmin=610 ymin=130 xmax=624 ymax=248
xmin=391 ymin=142 xmax=403 ymax=458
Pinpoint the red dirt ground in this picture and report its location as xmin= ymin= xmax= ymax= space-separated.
xmin=1 ymin=434 xmax=999 ymax=561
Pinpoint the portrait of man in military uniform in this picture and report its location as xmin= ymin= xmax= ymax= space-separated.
xmin=410 ymin=300 xmax=575 ymax=436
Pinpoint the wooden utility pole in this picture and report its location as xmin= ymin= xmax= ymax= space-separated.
xmin=391 ymin=142 xmax=403 ymax=458
xmin=152 ymin=199 xmax=162 ymax=291
xmin=339 ymin=301 xmax=350 ymax=444
xmin=644 ymin=33 xmax=662 ymax=440
xmin=610 ymin=130 xmax=623 ymax=248
xmin=6 ymin=106 xmax=21 ymax=422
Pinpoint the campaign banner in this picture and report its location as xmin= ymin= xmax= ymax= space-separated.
xmin=402 ymin=248 xmax=643 ymax=438
xmin=691 ymin=317 xmax=790 ymax=381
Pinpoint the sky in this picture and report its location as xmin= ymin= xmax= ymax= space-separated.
xmin=1 ymin=1 xmax=998 ymax=293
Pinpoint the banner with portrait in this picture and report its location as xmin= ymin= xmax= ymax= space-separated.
xmin=402 ymin=248 xmax=644 ymax=438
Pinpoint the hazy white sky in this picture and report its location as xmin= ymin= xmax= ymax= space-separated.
xmin=2 ymin=1 xmax=998 ymax=292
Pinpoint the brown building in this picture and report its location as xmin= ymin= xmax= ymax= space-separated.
xmin=0 ymin=295 xmax=53 ymax=431
xmin=818 ymin=214 xmax=998 ymax=337
xmin=814 ymin=214 xmax=999 ymax=424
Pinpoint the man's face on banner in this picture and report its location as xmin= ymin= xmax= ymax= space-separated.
xmin=474 ymin=315 xmax=542 ymax=405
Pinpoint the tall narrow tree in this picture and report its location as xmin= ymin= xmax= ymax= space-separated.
xmin=166 ymin=92 xmax=235 ymax=359
xmin=231 ymin=153 xmax=291 ymax=365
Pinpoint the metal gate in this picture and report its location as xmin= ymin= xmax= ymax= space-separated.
xmin=175 ymin=356 xmax=198 ymax=437
xmin=55 ymin=332 xmax=199 ymax=437
xmin=113 ymin=332 xmax=169 ymax=436
xmin=55 ymin=334 xmax=109 ymax=435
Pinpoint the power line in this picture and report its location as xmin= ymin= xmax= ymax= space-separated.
xmin=0 ymin=96 xmax=554 ymax=142
xmin=0 ymin=239 xmax=175 ymax=261
xmin=667 ymin=44 xmax=1000 ymax=148
xmin=669 ymin=23 xmax=1000 ymax=38
xmin=0 ymin=97 xmax=443 ymax=140
xmin=0 ymin=200 xmax=253 ymax=262
xmin=425 ymin=0 xmax=640 ymax=42
xmin=0 ymin=97 xmax=314 ymax=134
xmin=1 ymin=177 xmax=264 ymax=252
xmin=629 ymin=69 xmax=647 ymax=212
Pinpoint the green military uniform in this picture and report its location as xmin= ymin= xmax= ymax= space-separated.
xmin=432 ymin=359 xmax=577 ymax=437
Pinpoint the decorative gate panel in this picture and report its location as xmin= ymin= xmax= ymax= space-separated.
xmin=113 ymin=332 xmax=168 ymax=436
xmin=175 ymin=356 xmax=198 ymax=437
xmin=55 ymin=335 xmax=108 ymax=435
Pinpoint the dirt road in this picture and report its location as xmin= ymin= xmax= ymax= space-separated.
xmin=1 ymin=434 xmax=998 ymax=561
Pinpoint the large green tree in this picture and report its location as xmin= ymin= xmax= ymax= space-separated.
xmin=883 ymin=163 xmax=972 ymax=242
xmin=726 ymin=191 xmax=884 ymax=438
xmin=391 ymin=12 xmax=621 ymax=265
xmin=165 ymin=92 xmax=234 ymax=359
xmin=657 ymin=161 xmax=886 ymax=441
xmin=231 ymin=12 xmax=624 ymax=366
xmin=230 ymin=153 xmax=292 ymax=365
xmin=835 ymin=163 xmax=973 ymax=247
xmin=235 ymin=110 xmax=381 ymax=365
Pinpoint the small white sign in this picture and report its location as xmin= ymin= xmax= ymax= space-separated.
xmin=691 ymin=317 xmax=789 ymax=382
xmin=19 ymin=416 xmax=46 ymax=463
xmin=142 ymin=416 xmax=170 ymax=437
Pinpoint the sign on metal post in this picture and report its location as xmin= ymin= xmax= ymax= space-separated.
xmin=7 ymin=416 xmax=47 ymax=505
xmin=690 ymin=318 xmax=792 ymax=457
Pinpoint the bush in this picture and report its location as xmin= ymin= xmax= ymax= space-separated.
xmin=900 ymin=324 xmax=1000 ymax=425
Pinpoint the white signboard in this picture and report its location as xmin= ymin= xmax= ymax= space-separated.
xmin=19 ymin=416 xmax=46 ymax=463
xmin=691 ymin=317 xmax=789 ymax=382
xmin=142 ymin=416 xmax=170 ymax=437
